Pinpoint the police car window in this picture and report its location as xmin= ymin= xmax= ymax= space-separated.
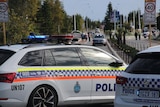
xmin=0 ymin=49 xmax=15 ymax=65
xmin=126 ymin=53 xmax=160 ymax=74
xmin=51 ymin=48 xmax=82 ymax=66
xmin=80 ymin=48 xmax=116 ymax=66
xmin=44 ymin=50 xmax=56 ymax=66
xmin=19 ymin=50 xmax=43 ymax=66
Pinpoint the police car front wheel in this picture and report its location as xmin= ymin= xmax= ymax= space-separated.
xmin=27 ymin=85 xmax=58 ymax=107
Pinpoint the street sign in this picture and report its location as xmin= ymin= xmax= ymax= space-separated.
xmin=110 ymin=10 xmax=120 ymax=23
xmin=0 ymin=0 xmax=8 ymax=22
xmin=144 ymin=0 xmax=156 ymax=25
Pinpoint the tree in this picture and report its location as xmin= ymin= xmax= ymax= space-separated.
xmin=7 ymin=0 xmax=40 ymax=44
xmin=61 ymin=13 xmax=73 ymax=33
xmin=37 ymin=0 xmax=56 ymax=34
xmin=104 ymin=2 xmax=113 ymax=31
xmin=52 ymin=0 xmax=65 ymax=34
xmin=91 ymin=21 xmax=101 ymax=29
xmin=74 ymin=14 xmax=84 ymax=31
xmin=37 ymin=0 xmax=65 ymax=35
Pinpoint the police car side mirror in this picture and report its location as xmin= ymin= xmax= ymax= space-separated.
xmin=109 ymin=61 xmax=123 ymax=67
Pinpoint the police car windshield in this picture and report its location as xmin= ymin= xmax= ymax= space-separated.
xmin=125 ymin=52 xmax=160 ymax=74
xmin=0 ymin=49 xmax=15 ymax=65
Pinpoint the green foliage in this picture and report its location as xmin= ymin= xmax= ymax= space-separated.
xmin=104 ymin=2 xmax=113 ymax=31
xmin=6 ymin=0 xmax=40 ymax=44
xmin=61 ymin=14 xmax=73 ymax=33
xmin=37 ymin=0 xmax=55 ymax=34
xmin=74 ymin=14 xmax=84 ymax=31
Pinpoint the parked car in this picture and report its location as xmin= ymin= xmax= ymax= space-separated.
xmin=115 ymin=45 xmax=160 ymax=107
xmin=71 ymin=30 xmax=82 ymax=42
xmin=95 ymin=28 xmax=101 ymax=33
xmin=92 ymin=34 xmax=107 ymax=46
xmin=143 ymin=31 xmax=150 ymax=38
xmin=0 ymin=44 xmax=126 ymax=107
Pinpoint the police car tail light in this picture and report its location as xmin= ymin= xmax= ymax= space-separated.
xmin=0 ymin=73 xmax=16 ymax=83
xmin=116 ymin=76 xmax=128 ymax=85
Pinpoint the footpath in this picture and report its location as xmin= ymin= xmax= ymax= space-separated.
xmin=125 ymin=35 xmax=160 ymax=51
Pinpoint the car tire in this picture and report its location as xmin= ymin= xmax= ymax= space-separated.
xmin=27 ymin=85 xmax=58 ymax=107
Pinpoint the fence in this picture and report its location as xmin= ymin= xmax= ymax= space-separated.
xmin=108 ymin=39 xmax=150 ymax=64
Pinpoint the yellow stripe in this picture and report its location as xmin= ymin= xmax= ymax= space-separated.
xmin=18 ymin=66 xmax=126 ymax=72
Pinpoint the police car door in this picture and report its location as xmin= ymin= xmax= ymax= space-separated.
xmin=80 ymin=47 xmax=124 ymax=102
xmin=44 ymin=48 xmax=92 ymax=103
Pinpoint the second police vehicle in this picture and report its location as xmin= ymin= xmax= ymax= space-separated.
xmin=115 ymin=45 xmax=160 ymax=107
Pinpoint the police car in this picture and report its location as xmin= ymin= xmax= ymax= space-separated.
xmin=0 ymin=44 xmax=126 ymax=107
xmin=115 ymin=45 xmax=160 ymax=107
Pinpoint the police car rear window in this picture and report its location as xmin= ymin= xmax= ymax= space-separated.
xmin=0 ymin=49 xmax=15 ymax=65
xmin=125 ymin=52 xmax=160 ymax=74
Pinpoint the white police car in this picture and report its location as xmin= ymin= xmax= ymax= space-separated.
xmin=0 ymin=44 xmax=126 ymax=107
xmin=115 ymin=45 xmax=160 ymax=107
xmin=92 ymin=34 xmax=107 ymax=46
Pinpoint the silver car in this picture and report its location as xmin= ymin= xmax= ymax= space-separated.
xmin=92 ymin=34 xmax=107 ymax=46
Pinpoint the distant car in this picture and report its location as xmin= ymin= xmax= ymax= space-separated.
xmin=143 ymin=31 xmax=150 ymax=38
xmin=95 ymin=28 xmax=101 ymax=33
xmin=143 ymin=30 xmax=160 ymax=39
xmin=92 ymin=34 xmax=107 ymax=46
xmin=0 ymin=44 xmax=127 ymax=107
xmin=152 ymin=30 xmax=160 ymax=37
xmin=71 ymin=30 xmax=82 ymax=42
xmin=114 ymin=45 xmax=160 ymax=107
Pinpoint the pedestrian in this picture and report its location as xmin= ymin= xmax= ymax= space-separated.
xmin=135 ymin=31 xmax=138 ymax=40
xmin=88 ymin=32 xmax=90 ymax=41
xmin=138 ymin=33 xmax=141 ymax=40
xmin=109 ymin=31 xmax=112 ymax=39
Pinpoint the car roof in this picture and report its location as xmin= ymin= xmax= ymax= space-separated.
xmin=139 ymin=45 xmax=160 ymax=54
xmin=0 ymin=44 xmax=29 ymax=52
xmin=0 ymin=43 xmax=105 ymax=52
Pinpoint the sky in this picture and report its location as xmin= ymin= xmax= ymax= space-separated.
xmin=60 ymin=0 xmax=160 ymax=21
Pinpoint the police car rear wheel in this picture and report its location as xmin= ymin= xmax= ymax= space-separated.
xmin=27 ymin=85 xmax=58 ymax=107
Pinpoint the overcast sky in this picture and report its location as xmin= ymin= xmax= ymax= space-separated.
xmin=60 ymin=0 xmax=160 ymax=21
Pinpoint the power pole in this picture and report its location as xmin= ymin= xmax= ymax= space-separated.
xmin=133 ymin=11 xmax=135 ymax=31
xmin=138 ymin=9 xmax=141 ymax=30
xmin=114 ymin=10 xmax=116 ymax=31
xmin=74 ymin=15 xmax=76 ymax=31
